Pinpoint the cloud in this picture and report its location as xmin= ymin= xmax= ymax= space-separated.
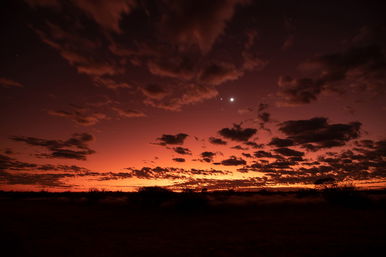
xmin=278 ymin=76 xmax=322 ymax=105
xmin=278 ymin=27 xmax=386 ymax=105
xmin=231 ymin=145 xmax=249 ymax=150
xmin=0 ymin=154 xmax=37 ymax=171
xmin=147 ymin=54 xmax=197 ymax=80
xmin=269 ymin=137 xmax=294 ymax=147
xmin=124 ymin=166 xmax=230 ymax=180
xmin=253 ymin=150 xmax=277 ymax=158
xmin=172 ymin=158 xmax=186 ymax=163
xmin=198 ymin=61 xmax=243 ymax=86
xmin=94 ymin=77 xmax=131 ymax=89
xmin=144 ymin=83 xmax=219 ymax=111
xmin=0 ymin=78 xmax=23 ymax=88
xmin=33 ymin=22 xmax=124 ymax=88
xmin=273 ymin=147 xmax=304 ymax=157
xmin=244 ymin=141 xmax=264 ymax=149
xmin=112 ymin=106 xmax=146 ymax=118
xmin=171 ymin=177 xmax=266 ymax=190
xmin=218 ymin=124 xmax=257 ymax=142
xmin=155 ymin=133 xmax=188 ymax=146
xmin=200 ymin=151 xmax=216 ymax=162
xmin=221 ymin=156 xmax=246 ymax=166
xmin=279 ymin=117 xmax=361 ymax=150
xmin=140 ymin=83 xmax=170 ymax=100
xmin=160 ymin=0 xmax=250 ymax=53
xmin=209 ymin=137 xmax=227 ymax=145
xmin=0 ymin=154 xmax=92 ymax=174
xmin=11 ymin=133 xmax=95 ymax=160
xmin=0 ymin=171 xmax=73 ymax=187
xmin=48 ymin=107 xmax=108 ymax=126
xmin=173 ymin=147 xmax=192 ymax=155
xmin=73 ymin=0 xmax=136 ymax=33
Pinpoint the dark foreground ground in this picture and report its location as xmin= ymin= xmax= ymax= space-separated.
xmin=1 ymin=189 xmax=386 ymax=257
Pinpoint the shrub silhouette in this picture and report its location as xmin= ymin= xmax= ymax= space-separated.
xmin=320 ymin=183 xmax=372 ymax=208
xmin=133 ymin=186 xmax=175 ymax=209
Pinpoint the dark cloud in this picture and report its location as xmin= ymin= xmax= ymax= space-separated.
xmin=278 ymin=27 xmax=386 ymax=105
xmin=274 ymin=147 xmax=304 ymax=157
xmin=111 ymin=106 xmax=146 ymax=118
xmin=140 ymin=83 xmax=170 ymax=100
xmin=36 ymin=149 xmax=94 ymax=160
xmin=258 ymin=112 xmax=271 ymax=123
xmin=198 ymin=62 xmax=243 ymax=86
xmin=278 ymin=76 xmax=322 ymax=105
xmin=253 ymin=150 xmax=280 ymax=159
xmin=209 ymin=137 xmax=227 ymax=145
xmin=221 ymin=156 xmax=247 ymax=166
xmin=0 ymin=154 xmax=37 ymax=171
xmin=269 ymin=137 xmax=294 ymax=147
xmin=0 ymin=154 xmax=91 ymax=174
xmin=172 ymin=158 xmax=186 ymax=163
xmin=0 ymin=171 xmax=73 ymax=187
xmin=124 ymin=166 xmax=230 ymax=180
xmin=279 ymin=117 xmax=361 ymax=150
xmin=11 ymin=133 xmax=95 ymax=160
xmin=96 ymin=172 xmax=133 ymax=181
xmin=244 ymin=141 xmax=264 ymax=149
xmin=242 ymin=153 xmax=252 ymax=158
xmin=146 ymin=53 xmax=198 ymax=80
xmin=171 ymin=177 xmax=266 ymax=191
xmin=231 ymin=145 xmax=249 ymax=150
xmin=218 ymin=124 xmax=257 ymax=142
xmin=159 ymin=0 xmax=249 ymax=53
xmin=72 ymin=0 xmax=137 ymax=33
xmin=200 ymin=151 xmax=216 ymax=162
xmin=48 ymin=105 xmax=108 ymax=126
xmin=173 ymin=147 xmax=192 ymax=155
xmin=93 ymin=77 xmax=131 ymax=89
xmin=156 ymin=133 xmax=188 ymax=146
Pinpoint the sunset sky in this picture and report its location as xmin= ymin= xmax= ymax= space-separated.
xmin=0 ymin=0 xmax=385 ymax=191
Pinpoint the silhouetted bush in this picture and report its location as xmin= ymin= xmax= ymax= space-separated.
xmin=132 ymin=186 xmax=175 ymax=209
xmin=321 ymin=184 xmax=372 ymax=208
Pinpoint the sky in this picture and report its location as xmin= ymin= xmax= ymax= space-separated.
xmin=0 ymin=0 xmax=385 ymax=191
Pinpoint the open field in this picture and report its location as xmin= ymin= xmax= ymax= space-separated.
xmin=1 ymin=190 xmax=386 ymax=257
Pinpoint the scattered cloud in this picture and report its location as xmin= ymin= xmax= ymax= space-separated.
xmin=155 ymin=133 xmax=189 ymax=146
xmin=48 ymin=106 xmax=108 ymax=126
xmin=278 ymin=27 xmax=386 ymax=105
xmin=200 ymin=151 xmax=216 ymax=162
xmin=11 ymin=133 xmax=95 ymax=160
xmin=173 ymin=147 xmax=192 ymax=155
xmin=279 ymin=117 xmax=361 ymax=150
xmin=273 ymin=147 xmax=304 ymax=157
xmin=220 ymin=156 xmax=247 ymax=166
xmin=218 ymin=124 xmax=257 ymax=142
xmin=112 ymin=106 xmax=146 ymax=118
xmin=159 ymin=0 xmax=250 ymax=53
xmin=172 ymin=158 xmax=186 ymax=163
xmin=209 ymin=137 xmax=227 ymax=145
